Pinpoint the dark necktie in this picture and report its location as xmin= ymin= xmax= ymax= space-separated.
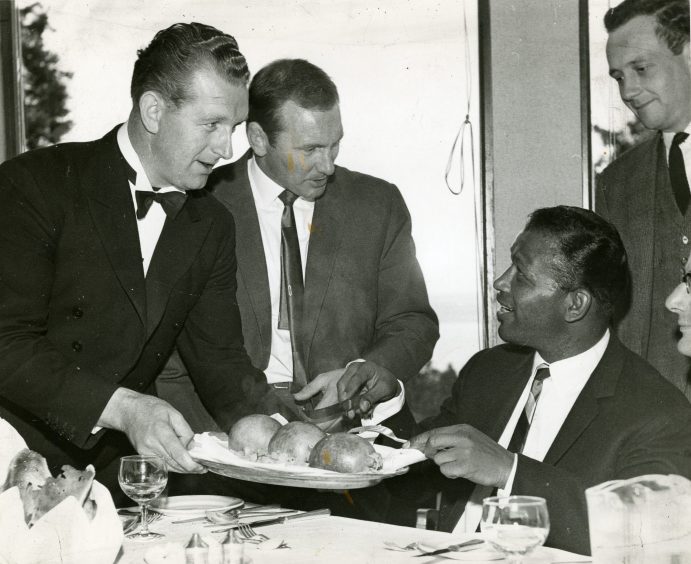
xmin=670 ymin=132 xmax=690 ymax=215
xmin=278 ymin=190 xmax=308 ymax=389
xmin=507 ymin=365 xmax=551 ymax=454
xmin=135 ymin=190 xmax=186 ymax=220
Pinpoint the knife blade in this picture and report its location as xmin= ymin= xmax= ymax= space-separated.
xmin=211 ymin=508 xmax=331 ymax=533
xmin=413 ymin=538 xmax=484 ymax=557
xmin=301 ymin=398 xmax=357 ymax=422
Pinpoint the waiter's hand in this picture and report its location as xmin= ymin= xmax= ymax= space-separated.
xmin=98 ymin=387 xmax=205 ymax=474
xmin=292 ymin=368 xmax=346 ymax=409
xmin=407 ymin=424 xmax=513 ymax=488
xmin=337 ymin=360 xmax=399 ymax=419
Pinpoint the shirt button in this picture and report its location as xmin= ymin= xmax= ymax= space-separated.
xmin=72 ymin=340 xmax=82 ymax=352
xmin=155 ymin=352 xmax=163 ymax=361
xmin=72 ymin=306 xmax=83 ymax=318
xmin=684 ymin=236 xmax=689 ymax=245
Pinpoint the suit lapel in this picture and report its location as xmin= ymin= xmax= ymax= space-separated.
xmin=84 ymin=128 xmax=147 ymax=327
xmin=145 ymin=196 xmax=211 ymax=336
xmin=487 ymin=351 xmax=535 ymax=440
xmin=216 ymin=155 xmax=272 ymax=351
xmin=302 ymin=176 xmax=345 ymax=372
xmin=543 ymin=336 xmax=622 ymax=465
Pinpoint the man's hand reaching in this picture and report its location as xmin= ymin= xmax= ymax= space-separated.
xmin=407 ymin=424 xmax=513 ymax=488
xmin=337 ymin=360 xmax=399 ymax=419
xmin=292 ymin=368 xmax=347 ymax=409
xmin=97 ymin=387 xmax=205 ymax=474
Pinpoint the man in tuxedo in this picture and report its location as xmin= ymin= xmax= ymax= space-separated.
xmin=390 ymin=207 xmax=691 ymax=555
xmin=0 ymin=23 xmax=270 ymax=497
xmin=596 ymin=0 xmax=691 ymax=401
xmin=159 ymin=58 xmax=438 ymax=429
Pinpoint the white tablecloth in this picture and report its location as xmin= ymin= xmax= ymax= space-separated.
xmin=117 ymin=513 xmax=590 ymax=563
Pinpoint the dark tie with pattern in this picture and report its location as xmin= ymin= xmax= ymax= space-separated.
xmin=135 ymin=190 xmax=186 ymax=220
xmin=278 ymin=190 xmax=308 ymax=389
xmin=670 ymin=132 xmax=690 ymax=215
xmin=507 ymin=365 xmax=551 ymax=454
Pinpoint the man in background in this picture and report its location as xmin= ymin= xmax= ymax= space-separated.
xmin=0 ymin=22 xmax=268 ymax=497
xmin=389 ymin=207 xmax=691 ymax=555
xmin=160 ymin=58 xmax=438 ymax=431
xmin=596 ymin=0 xmax=691 ymax=400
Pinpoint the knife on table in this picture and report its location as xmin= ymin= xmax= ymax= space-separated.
xmin=211 ymin=508 xmax=331 ymax=532
xmin=414 ymin=538 xmax=484 ymax=557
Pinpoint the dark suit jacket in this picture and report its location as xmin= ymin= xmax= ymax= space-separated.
xmin=0 ymin=127 xmax=264 ymax=475
xmin=387 ymin=335 xmax=691 ymax=555
xmin=595 ymin=133 xmax=691 ymax=403
xmin=596 ymin=133 xmax=662 ymax=355
xmin=208 ymin=152 xmax=439 ymax=381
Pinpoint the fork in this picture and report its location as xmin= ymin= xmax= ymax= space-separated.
xmin=238 ymin=523 xmax=270 ymax=543
xmin=349 ymin=424 xmax=407 ymax=443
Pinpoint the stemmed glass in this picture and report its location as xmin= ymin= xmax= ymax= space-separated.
xmin=480 ymin=495 xmax=550 ymax=563
xmin=118 ymin=454 xmax=168 ymax=540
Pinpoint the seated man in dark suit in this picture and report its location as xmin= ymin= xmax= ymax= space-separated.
xmin=387 ymin=206 xmax=691 ymax=555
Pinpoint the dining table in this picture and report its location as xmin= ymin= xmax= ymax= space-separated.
xmin=115 ymin=508 xmax=592 ymax=564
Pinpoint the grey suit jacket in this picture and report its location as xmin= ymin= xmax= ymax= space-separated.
xmin=596 ymin=133 xmax=662 ymax=356
xmin=208 ymin=152 xmax=439 ymax=381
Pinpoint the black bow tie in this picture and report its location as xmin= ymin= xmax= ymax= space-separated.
xmin=135 ymin=190 xmax=187 ymax=220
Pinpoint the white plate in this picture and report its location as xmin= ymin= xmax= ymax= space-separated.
xmin=149 ymin=495 xmax=243 ymax=517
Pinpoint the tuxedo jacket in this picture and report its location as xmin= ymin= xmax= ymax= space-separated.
xmin=387 ymin=336 xmax=691 ymax=555
xmin=0 ymin=127 xmax=264 ymax=474
xmin=208 ymin=152 xmax=439 ymax=381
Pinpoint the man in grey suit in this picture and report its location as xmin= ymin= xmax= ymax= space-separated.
xmin=157 ymin=58 xmax=438 ymax=433
xmin=596 ymin=0 xmax=691 ymax=400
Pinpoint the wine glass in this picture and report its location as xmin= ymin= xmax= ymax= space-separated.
xmin=118 ymin=454 xmax=168 ymax=540
xmin=480 ymin=495 xmax=550 ymax=563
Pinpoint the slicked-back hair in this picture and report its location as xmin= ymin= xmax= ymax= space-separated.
xmin=131 ymin=22 xmax=250 ymax=108
xmin=605 ymin=0 xmax=690 ymax=55
xmin=524 ymin=206 xmax=630 ymax=319
xmin=248 ymin=59 xmax=339 ymax=145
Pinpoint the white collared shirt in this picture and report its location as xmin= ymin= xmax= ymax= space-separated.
xmin=453 ymin=329 xmax=610 ymax=534
xmin=247 ymin=156 xmax=315 ymax=384
xmin=663 ymin=123 xmax=691 ymax=196
xmin=246 ymin=157 xmax=403 ymax=423
xmin=116 ymin=123 xmax=185 ymax=276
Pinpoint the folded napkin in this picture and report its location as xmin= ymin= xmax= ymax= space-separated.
xmin=189 ymin=432 xmax=426 ymax=474
xmin=0 ymin=416 xmax=123 ymax=564
xmin=0 ymin=480 xmax=123 ymax=564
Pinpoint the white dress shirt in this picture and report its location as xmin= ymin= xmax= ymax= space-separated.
xmin=453 ymin=329 xmax=610 ymax=534
xmin=663 ymin=124 xmax=691 ymax=196
xmin=116 ymin=123 xmax=185 ymax=276
xmin=246 ymin=157 xmax=403 ymax=422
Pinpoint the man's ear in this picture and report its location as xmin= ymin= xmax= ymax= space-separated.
xmin=247 ymin=122 xmax=270 ymax=157
xmin=564 ymin=289 xmax=592 ymax=323
xmin=138 ymin=91 xmax=165 ymax=134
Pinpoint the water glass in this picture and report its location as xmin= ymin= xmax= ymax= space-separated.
xmin=118 ymin=454 xmax=168 ymax=540
xmin=480 ymin=495 xmax=550 ymax=563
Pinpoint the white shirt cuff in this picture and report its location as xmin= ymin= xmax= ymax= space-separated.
xmin=91 ymin=426 xmax=102 ymax=434
xmin=498 ymin=453 xmax=518 ymax=496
